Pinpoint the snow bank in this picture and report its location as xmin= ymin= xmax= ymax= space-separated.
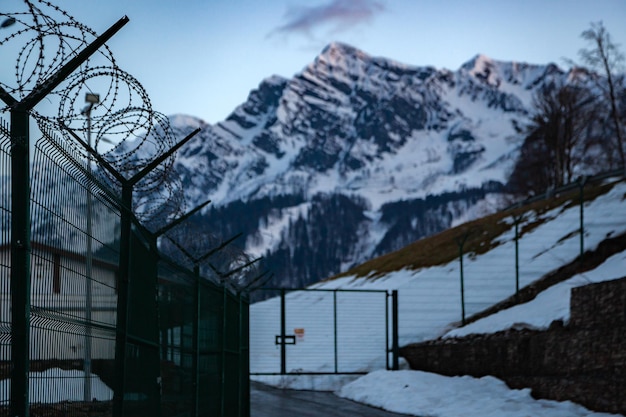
xmin=338 ymin=370 xmax=622 ymax=417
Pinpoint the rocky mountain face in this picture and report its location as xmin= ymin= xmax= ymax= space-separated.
xmin=163 ymin=43 xmax=581 ymax=289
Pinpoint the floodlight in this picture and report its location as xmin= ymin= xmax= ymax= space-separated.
xmin=85 ymin=93 xmax=100 ymax=104
xmin=1 ymin=17 xmax=16 ymax=28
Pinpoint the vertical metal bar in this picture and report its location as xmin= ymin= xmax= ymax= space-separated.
xmin=579 ymin=182 xmax=585 ymax=260
xmin=514 ymin=217 xmax=520 ymax=300
xmin=10 ymin=108 xmax=31 ymax=417
xmin=237 ymin=294 xmax=242 ymax=417
xmin=84 ymin=107 xmax=93 ymax=403
xmin=160 ymin=296 xmax=168 ymax=361
xmin=238 ymin=294 xmax=249 ymax=417
xmin=245 ymin=297 xmax=250 ymax=417
xmin=391 ymin=290 xmax=399 ymax=371
xmin=280 ymin=288 xmax=286 ymax=375
xmin=220 ymin=287 xmax=228 ymax=417
xmin=333 ymin=290 xmax=338 ymax=374
xmin=456 ymin=232 xmax=470 ymax=326
xmin=192 ymin=265 xmax=200 ymax=417
xmin=459 ymin=242 xmax=466 ymax=325
xmin=169 ymin=326 xmax=174 ymax=361
xmin=385 ymin=292 xmax=390 ymax=370
xmin=113 ymin=184 xmax=133 ymax=417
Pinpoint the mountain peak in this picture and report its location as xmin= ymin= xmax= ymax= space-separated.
xmin=320 ymin=42 xmax=365 ymax=58
xmin=313 ymin=42 xmax=370 ymax=71
xmin=459 ymin=53 xmax=559 ymax=90
xmin=461 ymin=53 xmax=497 ymax=73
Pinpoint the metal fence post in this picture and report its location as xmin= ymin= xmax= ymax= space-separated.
xmin=10 ymin=107 xmax=31 ymax=417
xmin=193 ymin=265 xmax=200 ymax=417
xmin=239 ymin=294 xmax=250 ymax=417
xmin=113 ymin=184 xmax=133 ymax=417
xmin=280 ymin=288 xmax=287 ymax=375
xmin=456 ymin=233 xmax=469 ymax=325
xmin=391 ymin=290 xmax=399 ymax=371
xmin=385 ymin=292 xmax=390 ymax=370
xmin=333 ymin=290 xmax=338 ymax=373
xmin=579 ymin=177 xmax=587 ymax=260
xmin=513 ymin=215 xmax=523 ymax=301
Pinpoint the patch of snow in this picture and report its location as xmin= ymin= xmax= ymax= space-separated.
xmin=338 ymin=370 xmax=621 ymax=417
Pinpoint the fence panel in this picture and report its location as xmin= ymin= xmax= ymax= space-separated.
xmin=249 ymin=291 xmax=281 ymax=374
xmin=250 ymin=289 xmax=390 ymax=376
xmin=336 ymin=290 xmax=388 ymax=373
xmin=222 ymin=289 xmax=247 ymax=416
xmin=394 ymin=175 xmax=626 ymax=340
xmin=158 ymin=261 xmax=195 ymax=417
xmin=0 ymin=118 xmax=251 ymax=416
xmin=197 ymin=281 xmax=223 ymax=416
xmin=27 ymin=133 xmax=121 ymax=415
xmin=124 ymin=229 xmax=160 ymax=416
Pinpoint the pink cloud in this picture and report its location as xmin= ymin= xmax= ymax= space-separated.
xmin=273 ymin=0 xmax=385 ymax=36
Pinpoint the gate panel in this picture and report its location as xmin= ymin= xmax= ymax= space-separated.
xmin=250 ymin=289 xmax=392 ymax=376
xmin=284 ymin=290 xmax=335 ymax=373
xmin=249 ymin=291 xmax=281 ymax=374
xmin=336 ymin=290 xmax=388 ymax=373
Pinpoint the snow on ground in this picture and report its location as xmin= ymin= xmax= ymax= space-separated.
xmin=444 ymin=251 xmax=626 ymax=338
xmin=338 ymin=370 xmax=622 ymax=417
xmin=0 ymin=368 xmax=113 ymax=403
xmin=250 ymin=179 xmax=626 ymax=415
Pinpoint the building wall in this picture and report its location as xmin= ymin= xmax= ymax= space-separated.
xmin=1 ymin=247 xmax=118 ymax=361
xmin=400 ymin=277 xmax=626 ymax=415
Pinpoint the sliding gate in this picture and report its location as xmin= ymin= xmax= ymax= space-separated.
xmin=249 ymin=289 xmax=398 ymax=375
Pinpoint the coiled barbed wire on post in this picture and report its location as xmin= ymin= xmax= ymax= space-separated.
xmin=1 ymin=0 xmax=186 ymax=227
xmin=1 ymin=1 xmax=116 ymax=104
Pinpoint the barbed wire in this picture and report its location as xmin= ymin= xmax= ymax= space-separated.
xmin=1 ymin=0 xmax=186 ymax=225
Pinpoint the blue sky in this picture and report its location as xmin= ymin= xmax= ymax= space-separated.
xmin=4 ymin=0 xmax=626 ymax=124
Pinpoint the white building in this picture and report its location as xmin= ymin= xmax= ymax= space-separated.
xmin=0 ymin=242 xmax=118 ymax=361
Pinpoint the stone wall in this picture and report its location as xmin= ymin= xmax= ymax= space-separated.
xmin=400 ymin=277 xmax=626 ymax=415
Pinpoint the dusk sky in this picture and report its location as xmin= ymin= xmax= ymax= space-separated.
xmin=4 ymin=0 xmax=626 ymax=124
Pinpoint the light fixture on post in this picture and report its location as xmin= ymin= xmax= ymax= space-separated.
xmin=82 ymin=91 xmax=99 ymax=403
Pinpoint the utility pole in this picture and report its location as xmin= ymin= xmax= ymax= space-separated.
xmin=82 ymin=92 xmax=99 ymax=402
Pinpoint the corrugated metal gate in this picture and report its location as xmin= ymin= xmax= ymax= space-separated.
xmin=250 ymin=289 xmax=398 ymax=376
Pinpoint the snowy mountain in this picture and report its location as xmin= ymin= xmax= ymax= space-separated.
xmin=163 ymin=42 xmax=595 ymax=289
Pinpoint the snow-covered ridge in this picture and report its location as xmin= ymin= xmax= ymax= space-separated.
xmin=170 ymin=43 xmax=571 ymax=211
xmin=127 ymin=42 xmax=602 ymax=289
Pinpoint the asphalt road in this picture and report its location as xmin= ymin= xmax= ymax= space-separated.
xmin=251 ymin=381 xmax=409 ymax=417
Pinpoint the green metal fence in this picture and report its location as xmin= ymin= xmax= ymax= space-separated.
xmin=0 ymin=120 xmax=250 ymax=417
xmin=0 ymin=4 xmax=250 ymax=416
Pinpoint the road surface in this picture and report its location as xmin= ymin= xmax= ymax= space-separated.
xmin=251 ymin=381 xmax=410 ymax=417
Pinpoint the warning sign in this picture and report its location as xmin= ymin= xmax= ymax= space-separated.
xmin=294 ymin=328 xmax=305 ymax=341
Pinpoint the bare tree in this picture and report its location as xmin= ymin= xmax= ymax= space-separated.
xmin=578 ymin=21 xmax=625 ymax=169
xmin=508 ymin=85 xmax=596 ymax=195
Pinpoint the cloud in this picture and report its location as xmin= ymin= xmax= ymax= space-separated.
xmin=272 ymin=0 xmax=385 ymax=37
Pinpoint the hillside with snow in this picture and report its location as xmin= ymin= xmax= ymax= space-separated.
xmin=159 ymin=42 xmax=615 ymax=290
xmin=250 ymin=174 xmax=626 ymax=416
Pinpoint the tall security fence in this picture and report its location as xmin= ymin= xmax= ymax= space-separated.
xmin=1 ymin=2 xmax=250 ymax=416
xmin=0 ymin=119 xmax=250 ymax=417
xmin=383 ymin=171 xmax=626 ymax=345
xmin=455 ymin=172 xmax=626 ymax=324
